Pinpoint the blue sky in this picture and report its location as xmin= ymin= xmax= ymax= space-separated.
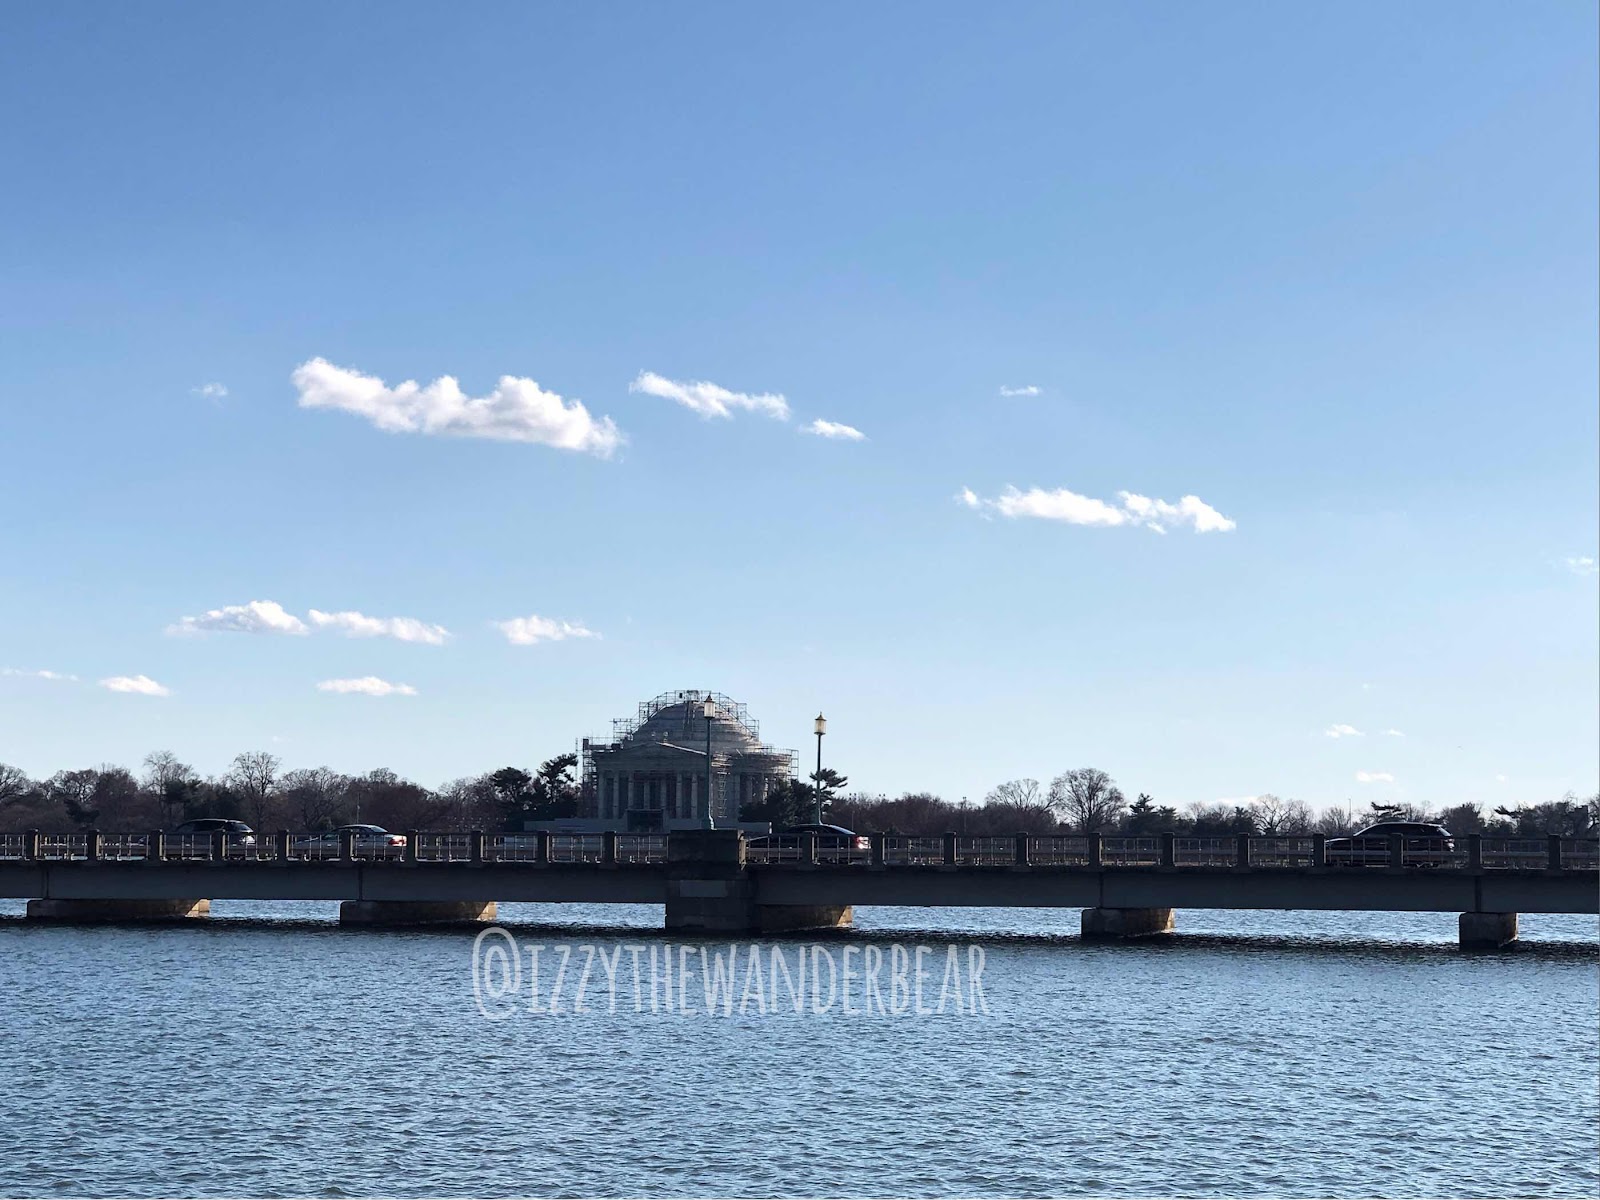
xmin=1 ymin=2 xmax=1595 ymax=813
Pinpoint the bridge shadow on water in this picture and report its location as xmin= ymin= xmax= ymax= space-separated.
xmin=2 ymin=906 xmax=1595 ymax=962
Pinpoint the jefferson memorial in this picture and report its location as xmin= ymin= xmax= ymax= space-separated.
xmin=581 ymin=690 xmax=797 ymax=831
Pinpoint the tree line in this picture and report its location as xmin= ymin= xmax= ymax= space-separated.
xmin=0 ymin=752 xmax=582 ymax=834
xmin=1 ymin=755 xmax=1594 ymax=840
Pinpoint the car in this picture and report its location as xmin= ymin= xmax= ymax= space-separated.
xmin=168 ymin=819 xmax=257 ymax=859
xmin=1325 ymin=821 xmax=1454 ymax=867
xmin=747 ymin=823 xmax=871 ymax=862
xmin=297 ymin=824 xmax=408 ymax=857
xmin=784 ymin=823 xmax=872 ymax=852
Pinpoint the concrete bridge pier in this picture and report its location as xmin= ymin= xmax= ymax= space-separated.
xmin=666 ymin=830 xmax=851 ymax=932
xmin=1459 ymin=911 xmax=1518 ymax=949
xmin=26 ymin=898 xmax=211 ymax=921
xmin=339 ymin=900 xmax=497 ymax=926
xmin=1081 ymin=906 xmax=1176 ymax=939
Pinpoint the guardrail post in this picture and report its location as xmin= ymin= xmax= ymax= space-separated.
xmin=942 ymin=832 xmax=957 ymax=866
xmin=338 ymin=827 xmax=356 ymax=862
xmin=1467 ymin=833 xmax=1483 ymax=870
xmin=1088 ymin=833 xmax=1102 ymax=868
xmin=1387 ymin=832 xmax=1404 ymax=872
xmin=404 ymin=831 xmax=418 ymax=864
xmin=1014 ymin=832 xmax=1031 ymax=867
xmin=1236 ymin=833 xmax=1250 ymax=868
xmin=212 ymin=828 xmax=228 ymax=861
xmin=801 ymin=831 xmax=818 ymax=865
xmin=148 ymin=830 xmax=165 ymax=863
xmin=1312 ymin=833 xmax=1326 ymax=867
xmin=24 ymin=829 xmax=40 ymax=861
xmin=602 ymin=831 xmax=618 ymax=865
xmin=272 ymin=830 xmax=288 ymax=861
xmin=534 ymin=830 xmax=550 ymax=864
xmin=469 ymin=830 xmax=485 ymax=864
xmin=870 ymin=832 xmax=885 ymax=867
xmin=1548 ymin=834 xmax=1562 ymax=871
xmin=85 ymin=829 xmax=101 ymax=861
xmin=1160 ymin=832 xmax=1175 ymax=867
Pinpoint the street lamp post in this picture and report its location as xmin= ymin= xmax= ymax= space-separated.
xmin=701 ymin=692 xmax=717 ymax=830
xmin=813 ymin=713 xmax=827 ymax=824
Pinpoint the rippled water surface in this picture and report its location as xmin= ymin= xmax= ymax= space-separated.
xmin=1 ymin=901 xmax=1595 ymax=1198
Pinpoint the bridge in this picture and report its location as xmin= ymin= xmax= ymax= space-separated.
xmin=1 ymin=829 xmax=1595 ymax=948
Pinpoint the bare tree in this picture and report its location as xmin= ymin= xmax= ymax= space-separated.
xmin=0 ymin=763 xmax=31 ymax=811
xmin=281 ymin=767 xmax=346 ymax=830
xmin=1251 ymin=794 xmax=1313 ymax=835
xmin=1313 ymin=800 xmax=1359 ymax=837
xmin=229 ymin=751 xmax=282 ymax=829
xmin=1048 ymin=768 xmax=1127 ymax=834
xmin=142 ymin=751 xmax=194 ymax=826
xmin=985 ymin=779 xmax=1042 ymax=808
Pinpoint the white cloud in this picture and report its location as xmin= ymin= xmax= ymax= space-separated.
xmin=803 ymin=419 xmax=866 ymax=441
xmin=1215 ymin=795 xmax=1265 ymax=806
xmin=168 ymin=599 xmax=309 ymax=637
xmin=293 ymin=358 xmax=622 ymax=457
xmin=1382 ymin=728 xmax=1405 ymax=737
xmin=960 ymin=485 xmax=1236 ymax=533
xmin=308 ymin=610 xmax=450 ymax=645
xmin=316 ymin=677 xmax=418 ymax=697
xmin=2 ymin=668 xmax=77 ymax=682
xmin=192 ymin=382 xmax=228 ymax=400
xmin=1564 ymin=555 xmax=1598 ymax=577
xmin=1494 ymin=773 xmax=1508 ymax=783
xmin=628 ymin=371 xmax=789 ymax=421
xmin=494 ymin=614 xmax=599 ymax=646
xmin=100 ymin=675 xmax=170 ymax=697
xmin=1325 ymin=724 xmax=1363 ymax=738
xmin=1354 ymin=770 xmax=1395 ymax=784
xmin=999 ymin=385 xmax=1041 ymax=397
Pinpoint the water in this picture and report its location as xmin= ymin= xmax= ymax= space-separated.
xmin=1 ymin=901 xmax=1595 ymax=1198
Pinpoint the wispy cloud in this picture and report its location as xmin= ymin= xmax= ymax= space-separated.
xmin=1325 ymin=724 xmax=1363 ymax=738
xmin=628 ymin=371 xmax=789 ymax=421
xmin=168 ymin=600 xmax=309 ymax=637
xmin=1354 ymin=770 xmax=1395 ymax=784
xmin=191 ymin=382 xmax=229 ymax=400
xmin=494 ymin=614 xmax=599 ymax=646
xmin=1564 ymin=555 xmax=1598 ymax=577
xmin=803 ymin=419 xmax=865 ymax=441
xmin=999 ymin=385 xmax=1041 ymax=397
xmin=960 ymin=486 xmax=1236 ymax=533
xmin=2 ymin=667 xmax=78 ymax=682
xmin=316 ymin=677 xmax=418 ymax=697
xmin=293 ymin=358 xmax=622 ymax=457
xmin=100 ymin=675 xmax=170 ymax=697
xmin=1494 ymin=773 xmax=1508 ymax=783
xmin=308 ymin=610 xmax=450 ymax=645
xmin=1382 ymin=728 xmax=1405 ymax=737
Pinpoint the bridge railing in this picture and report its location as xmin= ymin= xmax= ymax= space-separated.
xmin=616 ymin=834 xmax=666 ymax=863
xmin=747 ymin=835 xmax=801 ymax=864
xmin=417 ymin=834 xmax=472 ymax=862
xmin=884 ymin=836 xmax=945 ymax=866
xmin=1028 ymin=836 xmax=1091 ymax=866
xmin=1175 ymin=837 xmax=1236 ymax=867
xmin=1561 ymin=839 xmax=1600 ymax=871
xmin=547 ymin=834 xmax=605 ymax=864
xmin=1103 ymin=837 xmax=1160 ymax=867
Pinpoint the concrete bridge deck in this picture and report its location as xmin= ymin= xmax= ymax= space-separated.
xmin=1 ymin=830 xmax=1594 ymax=947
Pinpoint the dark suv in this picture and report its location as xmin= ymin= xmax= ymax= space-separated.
xmin=1325 ymin=821 xmax=1453 ymax=867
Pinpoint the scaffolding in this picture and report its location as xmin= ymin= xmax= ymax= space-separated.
xmin=578 ymin=689 xmax=797 ymax=792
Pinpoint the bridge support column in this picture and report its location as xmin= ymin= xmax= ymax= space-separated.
xmin=339 ymin=900 xmax=497 ymax=926
xmin=26 ymin=898 xmax=210 ymax=922
xmin=1459 ymin=911 xmax=1517 ymax=950
xmin=666 ymin=830 xmax=852 ymax=932
xmin=1080 ymin=907 xmax=1175 ymax=939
